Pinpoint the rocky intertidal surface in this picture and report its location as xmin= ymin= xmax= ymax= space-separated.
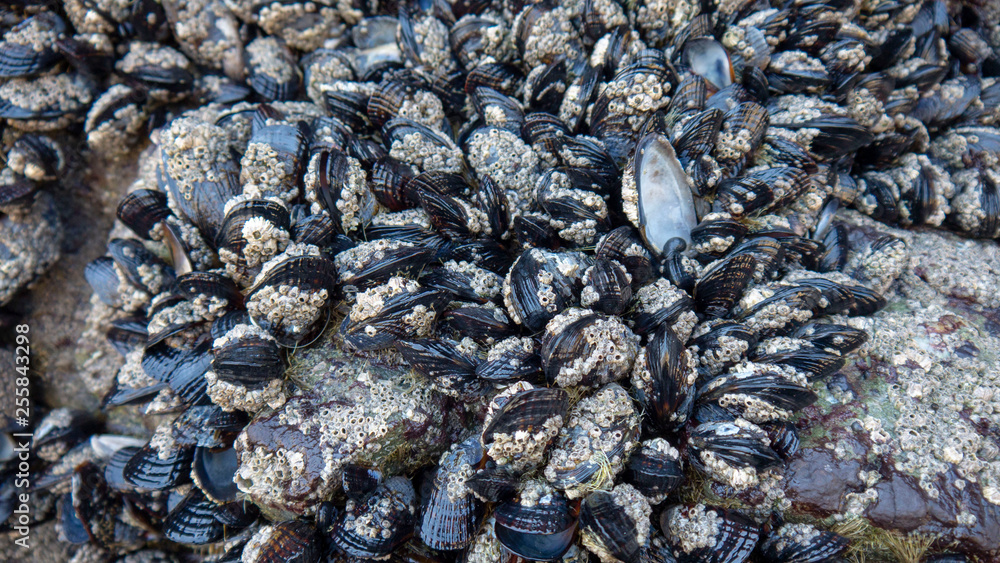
xmin=3 ymin=0 xmax=1000 ymax=562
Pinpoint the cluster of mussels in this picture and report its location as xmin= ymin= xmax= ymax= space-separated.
xmin=3 ymin=0 xmax=1000 ymax=560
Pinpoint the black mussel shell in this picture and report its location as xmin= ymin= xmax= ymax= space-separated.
xmin=396 ymin=338 xmax=486 ymax=398
xmin=370 ymin=156 xmax=418 ymax=211
xmin=688 ymin=421 xmax=783 ymax=477
xmin=117 ymin=189 xmax=170 ymax=240
xmin=162 ymin=488 xmax=227 ymax=545
xmin=482 ymin=387 xmax=569 ymax=452
xmin=341 ymin=288 xmax=451 ymax=351
xmin=475 ymin=337 xmax=541 ymax=381
xmin=689 ymin=218 xmax=748 ymax=259
xmin=251 ymin=521 xmax=319 ymax=563
xmin=173 ymin=271 xmax=243 ymax=306
xmin=694 ymin=254 xmax=756 ymax=319
xmin=72 ymin=462 xmax=128 ymax=548
xmin=579 ymin=490 xmax=643 ymax=563
xmin=732 ymin=285 xmax=821 ymax=338
xmin=514 ymin=214 xmax=561 ymax=249
xmin=123 ymin=439 xmax=194 ymax=490
xmin=0 ymin=13 xmax=66 ymax=78
xmin=211 ymin=329 xmax=284 ymax=388
xmin=104 ymin=446 xmax=142 ymax=491
xmin=441 ymin=306 xmax=518 ymax=346
xmin=760 ymin=523 xmax=849 ymax=563
xmin=246 ymin=255 xmax=337 ymax=298
xmin=340 ymin=243 xmax=438 ymax=288
xmin=633 ymin=324 xmax=694 ymax=432
xmin=420 ymin=439 xmax=484 ymax=550
xmin=625 ymin=442 xmax=684 ymax=502
xmin=466 ymin=466 xmax=520 ymax=502
xmin=696 ymin=369 xmax=818 ymax=422
xmin=341 ymin=464 xmax=383 ymax=502
xmin=595 ymin=227 xmax=655 ymax=290
xmin=505 ymin=249 xmax=582 ymax=332
xmin=140 ymin=340 xmax=213 ymax=405
xmin=792 ymin=323 xmax=868 ymax=355
xmin=494 ymin=488 xmax=576 ymax=561
xmin=108 ymin=238 xmax=176 ymax=294
xmin=690 ymin=320 xmax=758 ymax=377
xmin=582 ymin=258 xmax=632 ymax=316
xmin=661 ymin=505 xmax=760 ymax=563
xmin=330 ymin=477 xmax=417 ymax=558
xmin=758 ymin=344 xmax=845 ymax=381
xmin=762 ymin=421 xmax=800 ymax=460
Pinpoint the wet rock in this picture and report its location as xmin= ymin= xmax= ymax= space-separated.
xmin=0 ymin=191 xmax=61 ymax=305
xmin=784 ymin=449 xmax=863 ymax=516
xmin=234 ymin=334 xmax=480 ymax=518
xmin=695 ymin=210 xmax=1000 ymax=559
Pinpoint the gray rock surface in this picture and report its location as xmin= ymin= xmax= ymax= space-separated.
xmin=700 ymin=210 xmax=1000 ymax=559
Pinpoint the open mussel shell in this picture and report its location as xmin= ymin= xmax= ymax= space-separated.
xmin=624 ymin=134 xmax=697 ymax=256
xmin=661 ymin=504 xmax=760 ymax=563
xmin=684 ymin=38 xmax=734 ymax=90
xmin=493 ymin=484 xmax=577 ymax=561
xmin=329 ymin=476 xmax=417 ymax=558
xmin=58 ymin=492 xmax=90 ymax=545
xmin=760 ymin=523 xmax=849 ymax=563
xmin=192 ymin=446 xmax=239 ymax=503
